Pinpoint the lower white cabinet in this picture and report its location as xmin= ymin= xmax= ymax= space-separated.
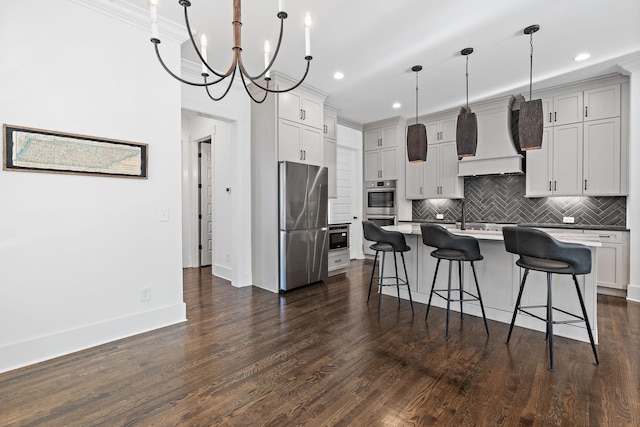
xmin=324 ymin=137 xmax=337 ymax=198
xmin=328 ymin=249 xmax=350 ymax=276
xmin=583 ymin=230 xmax=629 ymax=292
xmin=279 ymin=119 xmax=323 ymax=166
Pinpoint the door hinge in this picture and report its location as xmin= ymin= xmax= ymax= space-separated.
xmin=198 ymin=184 xmax=202 ymax=189
xmin=199 ymin=214 xmax=202 ymax=219
xmin=199 ymin=245 xmax=203 ymax=250
xmin=198 ymin=153 xmax=202 ymax=158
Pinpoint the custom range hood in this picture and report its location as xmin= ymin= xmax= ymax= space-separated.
xmin=457 ymin=96 xmax=523 ymax=176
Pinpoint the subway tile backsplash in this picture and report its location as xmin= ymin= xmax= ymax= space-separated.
xmin=412 ymin=175 xmax=626 ymax=227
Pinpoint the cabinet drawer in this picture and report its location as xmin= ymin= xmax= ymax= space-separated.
xmin=582 ymin=230 xmax=623 ymax=243
xmin=328 ymin=250 xmax=350 ymax=270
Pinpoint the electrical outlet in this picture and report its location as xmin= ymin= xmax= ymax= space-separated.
xmin=140 ymin=287 xmax=151 ymax=301
xmin=159 ymin=208 xmax=169 ymax=222
xmin=563 ymin=216 xmax=575 ymax=224
xmin=436 ymin=214 xmax=444 ymax=220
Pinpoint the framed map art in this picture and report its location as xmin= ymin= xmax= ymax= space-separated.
xmin=2 ymin=124 xmax=148 ymax=179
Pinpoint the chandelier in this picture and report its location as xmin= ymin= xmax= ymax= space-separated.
xmin=147 ymin=0 xmax=313 ymax=103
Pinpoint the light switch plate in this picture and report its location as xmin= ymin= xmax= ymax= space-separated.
xmin=436 ymin=214 xmax=444 ymax=220
xmin=563 ymin=216 xmax=575 ymax=224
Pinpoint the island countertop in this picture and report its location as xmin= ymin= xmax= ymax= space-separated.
xmin=384 ymin=223 xmax=601 ymax=247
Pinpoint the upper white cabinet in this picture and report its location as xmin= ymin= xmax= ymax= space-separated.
xmin=406 ymin=111 xmax=463 ymax=199
xmin=526 ymin=77 xmax=627 ymax=197
xmin=279 ymin=89 xmax=324 ymax=130
xmin=363 ymin=120 xmax=404 ymax=181
xmin=406 ymin=141 xmax=463 ymax=199
xmin=279 ymin=119 xmax=323 ymax=166
xmin=425 ymin=116 xmax=457 ymax=143
xmin=364 ymin=126 xmax=398 ymax=151
xmin=323 ymin=107 xmax=338 ymax=140
xmin=364 ymin=148 xmax=397 ymax=181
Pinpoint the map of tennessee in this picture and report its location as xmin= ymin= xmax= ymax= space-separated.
xmin=11 ymin=130 xmax=142 ymax=175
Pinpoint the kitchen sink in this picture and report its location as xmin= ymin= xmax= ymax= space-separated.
xmin=455 ymin=222 xmax=515 ymax=232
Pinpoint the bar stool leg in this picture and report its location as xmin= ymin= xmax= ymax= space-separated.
xmin=572 ymin=275 xmax=600 ymax=365
xmin=393 ymin=252 xmax=401 ymax=304
xmin=470 ymin=261 xmax=489 ymax=336
xmin=547 ymin=272 xmax=555 ymax=371
xmin=378 ymin=252 xmax=386 ymax=317
xmin=425 ymin=259 xmax=441 ymax=320
xmin=458 ymin=261 xmax=464 ymax=319
xmin=506 ymin=269 xmax=529 ymax=344
xmin=446 ymin=260 xmax=453 ymax=339
xmin=367 ymin=250 xmax=379 ymax=303
xmin=401 ymin=253 xmax=414 ymax=315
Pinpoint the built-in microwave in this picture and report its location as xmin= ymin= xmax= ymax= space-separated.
xmin=328 ymin=224 xmax=349 ymax=251
xmin=365 ymin=180 xmax=396 ymax=216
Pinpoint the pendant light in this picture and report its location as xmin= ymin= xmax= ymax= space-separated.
xmin=518 ymin=25 xmax=544 ymax=150
xmin=407 ymin=65 xmax=427 ymax=162
xmin=456 ymin=48 xmax=477 ymax=157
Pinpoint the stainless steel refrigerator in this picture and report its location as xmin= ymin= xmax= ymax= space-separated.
xmin=279 ymin=161 xmax=328 ymax=291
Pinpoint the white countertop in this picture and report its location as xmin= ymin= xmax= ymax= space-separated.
xmin=384 ymin=224 xmax=601 ymax=247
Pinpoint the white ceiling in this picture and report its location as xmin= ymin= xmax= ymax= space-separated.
xmin=139 ymin=0 xmax=640 ymax=125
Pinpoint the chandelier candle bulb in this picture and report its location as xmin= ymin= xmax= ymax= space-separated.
xmin=200 ymin=34 xmax=208 ymax=74
xmin=304 ymin=13 xmax=312 ymax=57
xmin=279 ymin=0 xmax=285 ymax=13
xmin=264 ymin=40 xmax=271 ymax=78
xmin=148 ymin=0 xmax=159 ymax=39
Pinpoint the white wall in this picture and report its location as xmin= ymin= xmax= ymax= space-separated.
xmin=0 ymin=0 xmax=186 ymax=373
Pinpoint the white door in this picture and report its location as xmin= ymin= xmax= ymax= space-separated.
xmin=199 ymin=141 xmax=213 ymax=266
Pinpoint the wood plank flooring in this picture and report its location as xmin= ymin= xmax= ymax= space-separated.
xmin=1 ymin=260 xmax=639 ymax=426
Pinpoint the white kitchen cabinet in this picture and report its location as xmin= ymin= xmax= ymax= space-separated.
xmin=364 ymin=126 xmax=397 ymax=151
xmin=425 ymin=116 xmax=457 ymax=142
xmin=542 ymin=92 xmax=583 ymax=127
xmin=582 ymin=230 xmax=629 ymax=293
xmin=279 ymin=89 xmax=324 ymax=130
xmin=406 ymin=141 xmax=463 ymax=199
xmin=584 ymin=84 xmax=620 ymax=122
xmin=279 ymin=119 xmax=323 ymax=166
xmin=583 ymin=118 xmax=621 ymax=195
xmin=324 ymin=107 xmax=338 ymax=139
xmin=364 ymin=147 xmax=397 ymax=181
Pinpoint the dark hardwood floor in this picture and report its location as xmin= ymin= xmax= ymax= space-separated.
xmin=2 ymin=260 xmax=639 ymax=426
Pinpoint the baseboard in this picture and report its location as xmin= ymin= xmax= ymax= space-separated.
xmin=627 ymin=283 xmax=640 ymax=303
xmin=213 ymin=264 xmax=232 ymax=281
xmin=0 ymin=303 xmax=186 ymax=374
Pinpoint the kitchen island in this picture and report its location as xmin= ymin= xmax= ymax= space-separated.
xmin=379 ymin=224 xmax=601 ymax=343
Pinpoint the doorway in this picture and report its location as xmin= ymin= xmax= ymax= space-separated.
xmin=199 ymin=140 xmax=212 ymax=267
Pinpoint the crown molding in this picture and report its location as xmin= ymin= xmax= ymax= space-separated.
xmin=70 ymin=0 xmax=187 ymax=45
xmin=618 ymin=52 xmax=640 ymax=75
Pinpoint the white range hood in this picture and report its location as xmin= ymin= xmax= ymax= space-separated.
xmin=458 ymin=95 xmax=523 ymax=176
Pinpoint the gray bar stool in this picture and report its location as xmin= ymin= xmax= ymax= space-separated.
xmin=502 ymin=226 xmax=599 ymax=371
xmin=420 ymin=224 xmax=489 ymax=338
xmin=362 ymin=221 xmax=414 ymax=316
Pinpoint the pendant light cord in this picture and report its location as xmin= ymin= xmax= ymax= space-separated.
xmin=529 ymin=31 xmax=534 ymax=101
xmin=465 ymin=55 xmax=469 ymax=111
xmin=415 ymin=70 xmax=419 ymax=125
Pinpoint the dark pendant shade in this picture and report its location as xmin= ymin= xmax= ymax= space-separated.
xmin=518 ymin=99 xmax=544 ymax=150
xmin=456 ymin=111 xmax=477 ymax=157
xmin=407 ymin=123 xmax=427 ymax=162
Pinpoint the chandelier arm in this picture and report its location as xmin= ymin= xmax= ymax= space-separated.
xmin=204 ymin=67 xmax=238 ymax=101
xmin=182 ymin=4 xmax=235 ymax=78
xmin=238 ymin=71 xmax=270 ymax=104
xmin=153 ymin=42 xmax=229 ymax=87
xmin=248 ymin=58 xmax=311 ymax=94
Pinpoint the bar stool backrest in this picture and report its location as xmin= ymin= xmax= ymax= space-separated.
xmin=502 ymin=226 xmax=591 ymax=275
xmin=362 ymin=220 xmax=407 ymax=252
xmin=420 ymin=223 xmax=481 ymax=260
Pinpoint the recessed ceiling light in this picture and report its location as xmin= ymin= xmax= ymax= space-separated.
xmin=392 ymin=102 xmax=401 ymax=109
xmin=333 ymin=71 xmax=344 ymax=80
xmin=574 ymin=53 xmax=591 ymax=62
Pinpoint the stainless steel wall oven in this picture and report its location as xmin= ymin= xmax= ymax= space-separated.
xmin=365 ymin=180 xmax=396 ymax=216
